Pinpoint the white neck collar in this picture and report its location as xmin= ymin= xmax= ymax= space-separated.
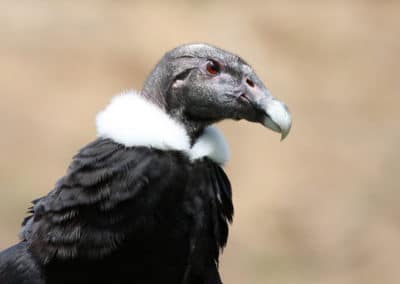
xmin=96 ymin=91 xmax=230 ymax=165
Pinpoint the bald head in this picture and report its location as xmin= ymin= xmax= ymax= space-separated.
xmin=141 ymin=43 xmax=292 ymax=140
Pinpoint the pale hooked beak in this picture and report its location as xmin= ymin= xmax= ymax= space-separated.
xmin=242 ymin=80 xmax=292 ymax=140
xmin=262 ymin=98 xmax=292 ymax=140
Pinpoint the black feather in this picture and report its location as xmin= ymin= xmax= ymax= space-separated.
xmin=1 ymin=138 xmax=232 ymax=284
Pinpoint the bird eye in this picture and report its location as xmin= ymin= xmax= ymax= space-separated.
xmin=206 ymin=60 xmax=221 ymax=75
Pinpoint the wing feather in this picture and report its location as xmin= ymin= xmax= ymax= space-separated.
xmin=22 ymin=139 xmax=189 ymax=263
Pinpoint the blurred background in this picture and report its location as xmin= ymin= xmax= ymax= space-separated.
xmin=0 ymin=0 xmax=399 ymax=283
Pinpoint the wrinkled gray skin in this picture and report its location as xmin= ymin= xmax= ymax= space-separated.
xmin=142 ymin=43 xmax=292 ymax=142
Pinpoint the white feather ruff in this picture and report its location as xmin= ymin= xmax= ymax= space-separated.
xmin=96 ymin=91 xmax=230 ymax=165
xmin=190 ymin=127 xmax=230 ymax=165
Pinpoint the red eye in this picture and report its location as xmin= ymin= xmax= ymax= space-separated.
xmin=206 ymin=60 xmax=221 ymax=75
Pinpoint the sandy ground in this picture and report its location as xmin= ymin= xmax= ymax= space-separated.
xmin=0 ymin=1 xmax=399 ymax=283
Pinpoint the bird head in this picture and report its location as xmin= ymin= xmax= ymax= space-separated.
xmin=142 ymin=43 xmax=292 ymax=140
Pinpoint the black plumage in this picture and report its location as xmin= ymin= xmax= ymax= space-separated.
xmin=2 ymin=139 xmax=232 ymax=284
xmin=0 ymin=43 xmax=291 ymax=284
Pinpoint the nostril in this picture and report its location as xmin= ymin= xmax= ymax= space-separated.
xmin=246 ymin=78 xmax=255 ymax=87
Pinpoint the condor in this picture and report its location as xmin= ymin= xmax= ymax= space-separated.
xmin=0 ymin=43 xmax=291 ymax=284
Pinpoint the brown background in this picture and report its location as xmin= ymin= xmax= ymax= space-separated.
xmin=1 ymin=1 xmax=399 ymax=283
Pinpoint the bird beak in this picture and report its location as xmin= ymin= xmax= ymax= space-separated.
xmin=241 ymin=82 xmax=292 ymax=140
xmin=261 ymin=96 xmax=292 ymax=140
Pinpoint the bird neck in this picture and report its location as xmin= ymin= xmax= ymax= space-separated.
xmin=168 ymin=108 xmax=209 ymax=145
xmin=142 ymin=90 xmax=211 ymax=145
xmin=141 ymin=87 xmax=167 ymax=110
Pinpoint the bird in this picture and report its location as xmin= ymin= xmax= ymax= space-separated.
xmin=0 ymin=43 xmax=292 ymax=284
